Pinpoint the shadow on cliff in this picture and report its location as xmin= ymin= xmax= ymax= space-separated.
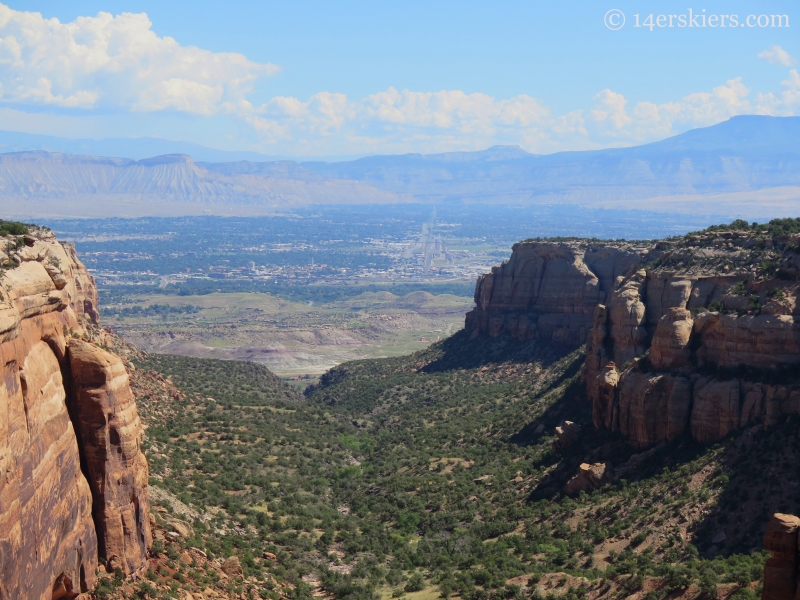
xmin=523 ymin=397 xmax=800 ymax=557
xmin=420 ymin=330 xmax=578 ymax=374
xmin=688 ymin=416 xmax=800 ymax=557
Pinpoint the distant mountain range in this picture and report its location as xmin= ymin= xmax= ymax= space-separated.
xmin=203 ymin=116 xmax=800 ymax=203
xmin=0 ymin=130 xmax=288 ymax=163
xmin=0 ymin=152 xmax=406 ymax=218
xmin=1 ymin=116 xmax=799 ymax=219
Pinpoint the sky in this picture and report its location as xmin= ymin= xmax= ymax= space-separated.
xmin=0 ymin=0 xmax=797 ymax=157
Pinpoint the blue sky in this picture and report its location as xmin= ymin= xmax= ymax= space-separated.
xmin=0 ymin=0 xmax=797 ymax=156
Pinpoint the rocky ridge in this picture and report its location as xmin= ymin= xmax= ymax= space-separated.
xmin=469 ymin=219 xmax=800 ymax=448
xmin=0 ymin=224 xmax=150 ymax=599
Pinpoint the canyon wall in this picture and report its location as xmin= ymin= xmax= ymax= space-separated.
xmin=584 ymin=229 xmax=800 ymax=447
xmin=465 ymin=241 xmax=647 ymax=345
xmin=0 ymin=228 xmax=151 ymax=599
xmin=470 ymin=227 xmax=800 ymax=447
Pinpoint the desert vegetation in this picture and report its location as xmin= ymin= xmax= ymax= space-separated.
xmin=125 ymin=328 xmax=790 ymax=600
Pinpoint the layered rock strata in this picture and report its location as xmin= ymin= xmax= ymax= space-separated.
xmin=470 ymin=226 xmax=800 ymax=447
xmin=465 ymin=241 xmax=647 ymax=345
xmin=583 ymin=227 xmax=800 ymax=446
xmin=585 ymin=272 xmax=800 ymax=446
xmin=0 ymin=227 xmax=150 ymax=599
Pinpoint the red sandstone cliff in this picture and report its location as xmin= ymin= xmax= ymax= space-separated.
xmin=469 ymin=224 xmax=800 ymax=448
xmin=465 ymin=241 xmax=647 ymax=345
xmin=0 ymin=227 xmax=150 ymax=599
xmin=584 ymin=227 xmax=800 ymax=447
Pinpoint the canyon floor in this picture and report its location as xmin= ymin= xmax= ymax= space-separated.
xmin=105 ymin=290 xmax=473 ymax=378
xmin=97 ymin=329 xmax=782 ymax=600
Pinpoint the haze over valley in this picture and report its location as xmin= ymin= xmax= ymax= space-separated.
xmin=3 ymin=116 xmax=800 ymax=220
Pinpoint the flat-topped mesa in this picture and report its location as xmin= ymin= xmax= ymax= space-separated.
xmin=0 ymin=224 xmax=151 ymax=599
xmin=584 ymin=222 xmax=800 ymax=447
xmin=465 ymin=240 xmax=649 ymax=345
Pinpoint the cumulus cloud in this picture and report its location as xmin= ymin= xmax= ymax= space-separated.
xmin=581 ymin=78 xmax=760 ymax=144
xmin=759 ymin=45 xmax=796 ymax=67
xmin=1 ymin=3 xmax=799 ymax=155
xmin=0 ymin=4 xmax=278 ymax=114
xmin=362 ymin=88 xmax=550 ymax=134
xmin=235 ymin=88 xmax=559 ymax=153
xmin=755 ymin=70 xmax=800 ymax=115
xmin=244 ymin=75 xmax=787 ymax=154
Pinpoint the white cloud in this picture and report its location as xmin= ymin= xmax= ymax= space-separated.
xmin=362 ymin=88 xmax=550 ymax=134
xmin=754 ymin=70 xmax=800 ymax=116
xmin=581 ymin=78 xmax=757 ymax=144
xmin=0 ymin=4 xmax=278 ymax=115
xmin=207 ymin=72 xmax=800 ymax=155
xmin=0 ymin=3 xmax=799 ymax=156
xmin=758 ymin=45 xmax=796 ymax=67
xmin=591 ymin=89 xmax=632 ymax=131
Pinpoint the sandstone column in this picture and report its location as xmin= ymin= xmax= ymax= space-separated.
xmin=68 ymin=340 xmax=152 ymax=576
xmin=761 ymin=513 xmax=800 ymax=600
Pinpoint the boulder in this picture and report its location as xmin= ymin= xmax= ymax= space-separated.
xmin=221 ymin=555 xmax=244 ymax=578
xmin=564 ymin=463 xmax=609 ymax=495
xmin=553 ymin=421 xmax=582 ymax=449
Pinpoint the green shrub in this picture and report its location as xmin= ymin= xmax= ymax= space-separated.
xmin=0 ymin=220 xmax=28 ymax=236
xmin=405 ymin=573 xmax=426 ymax=593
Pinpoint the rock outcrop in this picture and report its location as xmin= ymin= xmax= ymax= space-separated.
xmin=470 ymin=223 xmax=800 ymax=448
xmin=553 ymin=420 xmax=582 ymax=450
xmin=0 ymin=226 xmax=150 ymax=599
xmin=68 ymin=341 xmax=152 ymax=577
xmin=465 ymin=241 xmax=646 ymax=345
xmin=761 ymin=513 xmax=800 ymax=600
xmin=564 ymin=462 xmax=609 ymax=495
xmin=581 ymin=226 xmax=800 ymax=446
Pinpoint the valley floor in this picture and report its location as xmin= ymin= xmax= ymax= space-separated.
xmin=94 ymin=330 xmax=794 ymax=600
xmin=106 ymin=290 xmax=472 ymax=377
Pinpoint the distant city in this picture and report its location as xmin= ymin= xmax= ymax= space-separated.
xmin=42 ymin=204 xmax=728 ymax=305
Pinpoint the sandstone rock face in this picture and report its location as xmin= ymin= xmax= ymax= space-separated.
xmin=583 ymin=248 xmax=800 ymax=446
xmin=0 ymin=228 xmax=150 ymax=598
xmin=471 ymin=229 xmax=800 ymax=447
xmin=693 ymin=311 xmax=800 ymax=370
xmin=590 ymin=362 xmax=619 ymax=431
xmin=69 ymin=340 xmax=152 ymax=576
xmin=649 ymin=308 xmax=693 ymax=370
xmin=465 ymin=241 xmax=645 ymax=345
xmin=616 ymin=372 xmax=692 ymax=448
xmin=221 ymin=555 xmax=244 ymax=578
xmin=761 ymin=513 xmax=800 ymax=600
xmin=690 ymin=378 xmax=742 ymax=443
